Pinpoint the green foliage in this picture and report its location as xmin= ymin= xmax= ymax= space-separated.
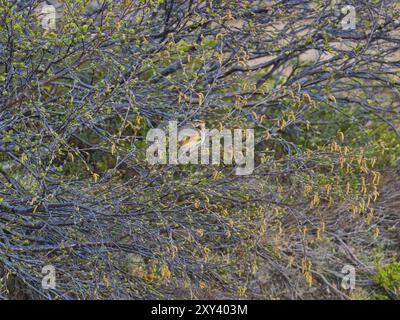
xmin=375 ymin=259 xmax=400 ymax=299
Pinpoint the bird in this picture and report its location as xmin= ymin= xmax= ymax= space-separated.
xmin=152 ymin=119 xmax=206 ymax=164
xmin=177 ymin=119 xmax=206 ymax=149
xmin=156 ymin=119 xmax=206 ymax=147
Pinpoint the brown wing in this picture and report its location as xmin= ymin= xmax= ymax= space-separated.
xmin=179 ymin=136 xmax=192 ymax=146
xmin=178 ymin=126 xmax=200 ymax=146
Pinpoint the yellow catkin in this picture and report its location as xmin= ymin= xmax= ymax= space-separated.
xmin=92 ymin=173 xmax=99 ymax=183
xmin=371 ymin=157 xmax=377 ymax=169
xmin=367 ymin=209 xmax=374 ymax=225
xmin=374 ymin=227 xmax=380 ymax=239
xmin=289 ymin=256 xmax=294 ymax=268
xmin=305 ymin=271 xmax=313 ymax=288
xmin=159 ymin=265 xmax=171 ymax=279
xmin=197 ymin=92 xmax=204 ymax=105
xmin=338 ymin=131 xmax=345 ymax=142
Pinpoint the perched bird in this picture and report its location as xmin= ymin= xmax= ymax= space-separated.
xmin=156 ymin=119 xmax=206 ymax=147
xmin=178 ymin=120 xmax=206 ymax=149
